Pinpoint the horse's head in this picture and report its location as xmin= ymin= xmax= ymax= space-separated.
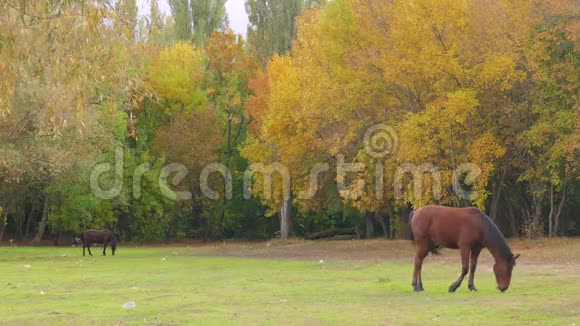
xmin=494 ymin=253 xmax=520 ymax=292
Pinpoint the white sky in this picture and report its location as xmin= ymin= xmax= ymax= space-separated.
xmin=136 ymin=0 xmax=249 ymax=37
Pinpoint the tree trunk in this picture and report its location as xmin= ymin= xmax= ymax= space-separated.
xmin=548 ymin=185 xmax=554 ymax=237
xmin=525 ymin=193 xmax=544 ymax=238
xmin=170 ymin=203 xmax=181 ymax=241
xmin=490 ymin=166 xmax=507 ymax=221
xmin=0 ymin=211 xmax=6 ymax=243
xmin=554 ymin=182 xmax=566 ymax=236
xmin=24 ymin=203 xmax=35 ymax=240
xmin=219 ymin=114 xmax=233 ymax=240
xmin=365 ymin=212 xmax=375 ymax=238
xmin=505 ymin=197 xmax=517 ymax=237
xmin=389 ymin=213 xmax=395 ymax=239
xmin=534 ymin=197 xmax=542 ymax=224
xmin=375 ymin=211 xmax=388 ymax=238
xmin=279 ymin=192 xmax=292 ymax=239
xmin=305 ymin=228 xmax=356 ymax=240
xmin=532 ymin=194 xmax=542 ymax=228
xmin=17 ymin=209 xmax=24 ymax=238
xmin=32 ymin=195 xmax=49 ymax=244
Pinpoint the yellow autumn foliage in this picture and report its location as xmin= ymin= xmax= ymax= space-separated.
xmin=146 ymin=42 xmax=206 ymax=105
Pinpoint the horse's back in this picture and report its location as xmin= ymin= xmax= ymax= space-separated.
xmin=81 ymin=229 xmax=113 ymax=243
xmin=411 ymin=205 xmax=485 ymax=247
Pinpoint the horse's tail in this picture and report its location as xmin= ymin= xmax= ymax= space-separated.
xmin=407 ymin=210 xmax=414 ymax=223
xmin=428 ymin=241 xmax=441 ymax=255
xmin=76 ymin=232 xmax=84 ymax=246
xmin=406 ymin=210 xmax=415 ymax=241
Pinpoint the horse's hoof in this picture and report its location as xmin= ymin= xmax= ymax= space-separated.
xmin=413 ymin=287 xmax=424 ymax=292
xmin=448 ymin=285 xmax=458 ymax=293
xmin=468 ymin=285 xmax=477 ymax=292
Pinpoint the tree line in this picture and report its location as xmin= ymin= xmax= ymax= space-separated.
xmin=0 ymin=0 xmax=578 ymax=243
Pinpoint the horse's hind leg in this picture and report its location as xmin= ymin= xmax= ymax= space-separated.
xmin=468 ymin=246 xmax=482 ymax=291
xmin=103 ymin=242 xmax=108 ymax=256
xmin=449 ymin=246 xmax=470 ymax=293
xmin=87 ymin=244 xmax=93 ymax=256
xmin=412 ymin=241 xmax=429 ymax=292
xmin=83 ymin=246 xmax=86 ymax=257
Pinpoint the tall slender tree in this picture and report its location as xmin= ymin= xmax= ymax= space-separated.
xmin=192 ymin=0 xmax=228 ymax=45
xmin=148 ymin=0 xmax=164 ymax=37
xmin=246 ymin=0 xmax=304 ymax=65
xmin=169 ymin=0 xmax=192 ymax=41
xmin=169 ymin=0 xmax=228 ymax=45
xmin=116 ymin=0 xmax=138 ymax=39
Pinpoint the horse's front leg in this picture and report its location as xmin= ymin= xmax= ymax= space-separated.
xmin=449 ymin=246 xmax=470 ymax=293
xmin=103 ymin=242 xmax=108 ymax=256
xmin=468 ymin=246 xmax=482 ymax=291
xmin=87 ymin=244 xmax=93 ymax=256
xmin=83 ymin=246 xmax=86 ymax=257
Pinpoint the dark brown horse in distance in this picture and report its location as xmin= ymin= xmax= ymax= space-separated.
xmin=79 ymin=229 xmax=117 ymax=256
xmin=409 ymin=205 xmax=519 ymax=292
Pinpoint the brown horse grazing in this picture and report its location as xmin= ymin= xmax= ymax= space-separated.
xmin=80 ymin=229 xmax=117 ymax=256
xmin=409 ymin=205 xmax=519 ymax=292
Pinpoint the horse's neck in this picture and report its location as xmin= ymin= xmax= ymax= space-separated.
xmin=486 ymin=242 xmax=506 ymax=263
xmin=480 ymin=213 xmax=511 ymax=262
xmin=484 ymin=232 xmax=510 ymax=264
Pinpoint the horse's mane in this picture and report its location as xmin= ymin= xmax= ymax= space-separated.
xmin=479 ymin=212 xmax=512 ymax=261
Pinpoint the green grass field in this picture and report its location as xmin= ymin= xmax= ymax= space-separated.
xmin=0 ymin=240 xmax=578 ymax=325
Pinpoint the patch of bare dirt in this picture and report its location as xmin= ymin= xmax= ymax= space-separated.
xmin=201 ymin=238 xmax=580 ymax=267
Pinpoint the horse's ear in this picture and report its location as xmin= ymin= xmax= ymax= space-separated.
xmin=513 ymin=254 xmax=520 ymax=260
